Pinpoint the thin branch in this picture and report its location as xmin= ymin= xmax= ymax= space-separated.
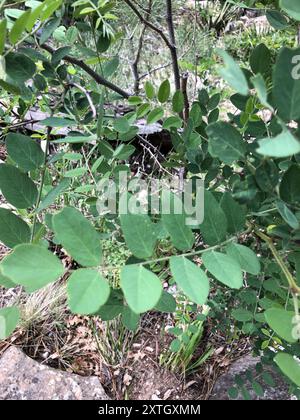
xmin=124 ymin=0 xmax=182 ymax=92
xmin=41 ymin=43 xmax=131 ymax=99
xmin=123 ymin=0 xmax=173 ymax=50
xmin=69 ymin=82 xmax=97 ymax=119
xmin=131 ymin=1 xmax=152 ymax=94
xmin=139 ymin=61 xmax=172 ymax=81
xmin=181 ymin=72 xmax=190 ymax=122
xmin=165 ymin=0 xmax=181 ymax=91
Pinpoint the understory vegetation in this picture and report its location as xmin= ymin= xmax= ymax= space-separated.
xmin=0 ymin=0 xmax=300 ymax=400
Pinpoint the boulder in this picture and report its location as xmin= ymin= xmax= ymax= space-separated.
xmin=210 ymin=354 xmax=292 ymax=400
xmin=0 ymin=346 xmax=109 ymax=400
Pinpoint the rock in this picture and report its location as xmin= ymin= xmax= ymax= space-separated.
xmin=210 ymin=354 xmax=292 ymax=400
xmin=0 ymin=347 xmax=109 ymax=400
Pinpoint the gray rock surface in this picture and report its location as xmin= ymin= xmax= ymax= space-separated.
xmin=210 ymin=354 xmax=292 ymax=400
xmin=0 ymin=346 xmax=109 ymax=400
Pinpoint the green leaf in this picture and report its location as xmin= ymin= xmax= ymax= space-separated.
xmin=9 ymin=9 xmax=31 ymax=44
xmin=128 ymin=96 xmax=143 ymax=106
xmin=228 ymin=387 xmax=239 ymax=399
xmin=217 ymin=49 xmax=249 ymax=96
xmin=170 ymin=256 xmax=209 ymax=305
xmin=274 ymin=353 xmax=300 ymax=386
xmin=265 ymin=308 xmax=297 ymax=343
xmin=208 ymin=108 xmax=219 ymax=124
xmin=51 ymin=46 xmax=71 ymax=66
xmin=1 ymin=244 xmax=64 ymax=292
xmin=121 ymin=306 xmax=140 ymax=331
xmin=40 ymin=0 xmax=62 ymax=21
xmin=114 ymin=117 xmax=130 ymax=133
xmin=97 ymin=289 xmax=124 ymax=321
xmin=0 ymin=19 xmax=7 ymax=55
xmin=65 ymin=26 xmax=78 ymax=43
xmin=251 ymin=74 xmax=272 ymax=110
xmin=163 ymin=116 xmax=182 ymax=130
xmin=39 ymin=16 xmax=60 ymax=44
xmin=172 ymin=90 xmax=184 ymax=113
xmin=6 ymin=133 xmax=44 ymax=171
xmin=276 ymin=200 xmax=299 ymax=230
xmin=54 ymin=135 xmax=97 ymax=144
xmin=0 ymin=306 xmax=20 ymax=340
xmin=232 ymin=308 xmax=253 ymax=322
xmin=250 ymin=43 xmax=271 ymax=75
xmin=113 ymin=144 xmax=135 ymax=160
xmin=136 ymin=103 xmax=151 ymax=118
xmin=257 ymin=130 xmax=300 ymax=158
xmin=0 ymin=164 xmax=38 ymax=209
xmin=170 ymin=338 xmax=181 ymax=353
xmin=145 ymin=81 xmax=155 ymax=99
xmin=0 ymin=55 xmax=4 ymax=81
xmin=65 ymin=167 xmax=87 ymax=178
xmin=190 ymin=103 xmax=202 ymax=127
xmin=207 ymin=93 xmax=221 ymax=111
xmin=220 ymin=192 xmax=246 ymax=234
xmin=96 ymin=33 xmax=111 ymax=53
xmin=147 ymin=107 xmax=164 ymax=124
xmin=120 ymin=213 xmax=157 ymax=259
xmin=161 ymin=190 xmax=195 ymax=251
xmin=255 ymin=161 xmax=279 ymax=192
xmin=120 ymin=265 xmax=162 ymax=314
xmin=273 ymin=47 xmax=300 ymax=121
xmin=252 ymin=381 xmax=264 ymax=397
xmin=0 ymin=208 xmax=30 ymax=248
xmin=206 ymin=122 xmax=246 ymax=164
xmin=280 ymin=164 xmax=300 ymax=203
xmin=202 ymin=251 xmax=243 ymax=289
xmin=0 ymin=79 xmax=20 ymax=95
xmin=0 ymin=271 xmax=15 ymax=289
xmin=118 ymin=127 xmax=139 ymax=142
xmin=155 ymin=291 xmax=176 ymax=313
xmin=200 ymin=190 xmax=228 ymax=245
xmin=262 ymin=372 xmax=275 ymax=387
xmin=266 ymin=10 xmax=289 ymax=29
xmin=41 ymin=117 xmax=77 ymax=127
xmin=37 ymin=178 xmax=70 ymax=212
xmin=226 ymin=243 xmax=261 ymax=275
xmin=53 ymin=207 xmax=102 ymax=267
xmin=33 ymin=74 xmax=47 ymax=91
xmin=158 ymin=80 xmax=171 ymax=103
xmin=26 ymin=3 xmax=45 ymax=31
xmin=280 ymin=0 xmax=300 ymax=20
xmin=67 ymin=269 xmax=110 ymax=315
xmin=5 ymin=52 xmax=36 ymax=83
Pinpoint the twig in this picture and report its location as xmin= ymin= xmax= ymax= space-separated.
xmin=41 ymin=43 xmax=131 ymax=99
xmin=123 ymin=0 xmax=173 ymax=50
xmin=181 ymin=72 xmax=190 ymax=122
xmin=31 ymin=124 xmax=52 ymax=242
xmin=1 ymin=119 xmax=40 ymax=131
xmin=31 ymin=90 xmax=69 ymax=240
xmin=131 ymin=1 xmax=153 ymax=93
xmin=124 ymin=0 xmax=181 ymax=90
xmin=165 ymin=0 xmax=181 ymax=91
xmin=69 ymin=82 xmax=97 ymax=119
xmin=252 ymin=225 xmax=300 ymax=295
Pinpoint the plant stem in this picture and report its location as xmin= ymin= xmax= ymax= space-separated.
xmin=128 ymin=233 xmax=246 ymax=268
xmin=30 ymin=125 xmax=51 ymax=242
xmin=252 ymin=225 xmax=300 ymax=295
xmin=30 ymin=89 xmax=67 ymax=242
xmin=165 ymin=0 xmax=181 ymax=91
xmin=42 ymin=43 xmax=131 ymax=98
